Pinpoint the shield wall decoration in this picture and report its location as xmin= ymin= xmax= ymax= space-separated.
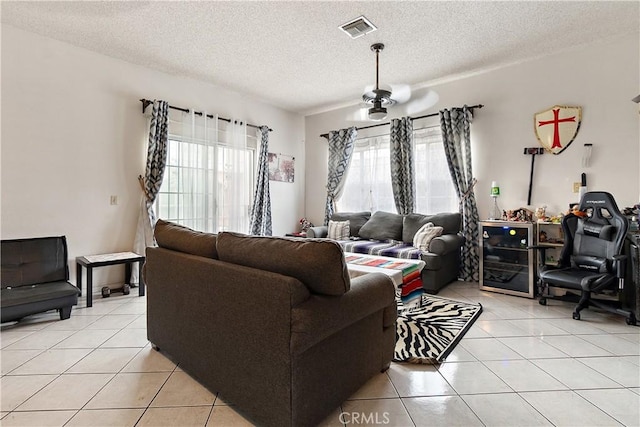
xmin=534 ymin=105 xmax=582 ymax=155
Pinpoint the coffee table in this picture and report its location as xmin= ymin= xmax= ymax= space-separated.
xmin=344 ymin=252 xmax=425 ymax=307
xmin=76 ymin=251 xmax=145 ymax=307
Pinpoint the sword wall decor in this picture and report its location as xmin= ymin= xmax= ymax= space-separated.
xmin=524 ymin=147 xmax=544 ymax=205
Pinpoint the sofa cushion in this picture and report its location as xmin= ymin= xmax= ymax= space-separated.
xmin=413 ymin=223 xmax=444 ymax=252
xmin=330 ymin=212 xmax=371 ymax=237
xmin=358 ymin=211 xmax=404 ymax=241
xmin=154 ymin=219 xmax=218 ymax=259
xmin=1 ymin=236 xmax=68 ymax=288
xmin=402 ymin=212 xmax=461 ymax=244
xmin=216 ymin=232 xmax=350 ymax=296
xmin=328 ymin=220 xmax=350 ymax=240
xmin=1 ymin=281 xmax=80 ymax=308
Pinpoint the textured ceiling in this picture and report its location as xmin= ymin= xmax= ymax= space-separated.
xmin=2 ymin=1 xmax=638 ymax=115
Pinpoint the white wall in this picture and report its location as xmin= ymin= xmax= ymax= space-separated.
xmin=1 ymin=25 xmax=305 ymax=287
xmin=305 ymin=34 xmax=640 ymax=225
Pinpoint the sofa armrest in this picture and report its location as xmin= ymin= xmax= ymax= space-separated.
xmin=291 ymin=273 xmax=396 ymax=355
xmin=306 ymin=226 xmax=328 ymax=238
xmin=428 ymin=233 xmax=464 ymax=255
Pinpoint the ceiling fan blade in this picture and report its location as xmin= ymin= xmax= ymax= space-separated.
xmin=388 ymin=84 xmax=411 ymax=104
xmin=345 ymin=106 xmax=371 ymax=122
xmin=404 ymin=90 xmax=439 ymax=115
xmin=363 ymin=84 xmax=375 ymax=93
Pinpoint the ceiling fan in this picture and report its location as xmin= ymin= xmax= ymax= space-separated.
xmin=356 ymin=43 xmax=438 ymax=122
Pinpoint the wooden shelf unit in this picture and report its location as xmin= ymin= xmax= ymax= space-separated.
xmin=536 ymin=222 xmax=565 ymax=267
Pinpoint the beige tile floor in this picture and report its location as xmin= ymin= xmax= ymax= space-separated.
xmin=1 ymin=281 xmax=639 ymax=426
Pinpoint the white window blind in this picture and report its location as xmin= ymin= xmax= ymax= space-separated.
xmin=336 ymin=125 xmax=458 ymax=214
xmin=155 ymin=110 xmax=256 ymax=233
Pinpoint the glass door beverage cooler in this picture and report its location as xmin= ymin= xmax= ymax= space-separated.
xmin=479 ymin=221 xmax=535 ymax=298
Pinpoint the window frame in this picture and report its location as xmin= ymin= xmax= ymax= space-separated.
xmin=336 ymin=124 xmax=458 ymax=214
xmin=154 ymin=116 xmax=256 ymax=233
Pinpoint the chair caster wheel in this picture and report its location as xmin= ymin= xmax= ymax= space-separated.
xmin=626 ymin=316 xmax=637 ymax=326
xmin=572 ymin=311 xmax=580 ymax=320
xmin=101 ymin=286 xmax=111 ymax=298
xmin=539 ymin=298 xmax=547 ymax=306
xmin=123 ymin=284 xmax=130 ymax=295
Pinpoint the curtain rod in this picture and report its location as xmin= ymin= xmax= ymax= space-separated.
xmin=139 ymin=99 xmax=273 ymax=132
xmin=319 ymin=104 xmax=483 ymax=139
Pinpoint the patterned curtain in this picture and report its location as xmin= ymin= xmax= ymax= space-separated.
xmin=249 ymin=126 xmax=272 ymax=236
xmin=440 ymin=105 xmax=479 ymax=282
xmin=132 ymin=100 xmax=169 ymax=282
xmin=390 ymin=117 xmax=415 ymax=215
xmin=324 ymin=127 xmax=357 ymax=224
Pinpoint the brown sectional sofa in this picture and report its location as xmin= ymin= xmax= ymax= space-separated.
xmin=145 ymin=220 xmax=397 ymax=427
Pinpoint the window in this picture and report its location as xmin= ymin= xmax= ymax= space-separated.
xmin=337 ymin=136 xmax=395 ymax=213
xmin=336 ymin=125 xmax=458 ymax=214
xmin=155 ymin=111 xmax=255 ymax=233
xmin=414 ymin=126 xmax=458 ymax=213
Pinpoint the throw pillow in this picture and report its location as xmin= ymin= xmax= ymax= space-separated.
xmin=154 ymin=219 xmax=218 ymax=259
xmin=328 ymin=220 xmax=350 ymax=240
xmin=358 ymin=211 xmax=404 ymax=241
xmin=402 ymin=212 xmax=461 ymax=244
xmin=330 ymin=211 xmax=371 ymax=237
xmin=413 ymin=222 xmax=444 ymax=252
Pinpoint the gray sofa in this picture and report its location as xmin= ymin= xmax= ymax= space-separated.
xmin=307 ymin=211 xmax=463 ymax=293
xmin=145 ymin=220 xmax=397 ymax=427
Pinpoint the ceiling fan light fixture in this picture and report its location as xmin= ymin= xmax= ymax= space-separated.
xmin=362 ymin=88 xmax=394 ymax=106
xmin=366 ymin=42 xmax=389 ymax=121
xmin=368 ymin=102 xmax=387 ymax=121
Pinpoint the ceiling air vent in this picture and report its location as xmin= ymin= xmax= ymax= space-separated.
xmin=339 ymin=16 xmax=377 ymax=39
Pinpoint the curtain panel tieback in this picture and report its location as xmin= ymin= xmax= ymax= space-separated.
xmin=460 ymin=178 xmax=477 ymax=201
xmin=137 ymin=175 xmax=152 ymax=202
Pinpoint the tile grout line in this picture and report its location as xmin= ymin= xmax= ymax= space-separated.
xmin=132 ymin=356 xmax=180 ymax=426
xmin=2 ymin=295 xmax=149 ymax=423
xmin=2 ymin=286 xmax=638 ymax=426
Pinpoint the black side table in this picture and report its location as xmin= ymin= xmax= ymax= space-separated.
xmin=76 ymin=252 xmax=145 ymax=307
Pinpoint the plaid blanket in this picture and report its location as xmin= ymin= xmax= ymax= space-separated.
xmin=339 ymin=239 xmax=422 ymax=259
xmin=344 ymin=254 xmax=424 ymax=304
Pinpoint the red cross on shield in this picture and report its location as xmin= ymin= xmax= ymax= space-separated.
xmin=534 ymin=105 xmax=582 ymax=155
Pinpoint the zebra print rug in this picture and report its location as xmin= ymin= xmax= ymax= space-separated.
xmin=394 ymin=293 xmax=482 ymax=364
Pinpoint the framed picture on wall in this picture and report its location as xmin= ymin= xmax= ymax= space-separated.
xmin=268 ymin=153 xmax=295 ymax=183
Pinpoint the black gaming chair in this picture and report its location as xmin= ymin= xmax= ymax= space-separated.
xmin=535 ymin=191 xmax=635 ymax=325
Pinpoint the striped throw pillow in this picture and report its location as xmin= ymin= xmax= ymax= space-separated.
xmin=413 ymin=222 xmax=443 ymax=252
xmin=328 ymin=220 xmax=350 ymax=240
